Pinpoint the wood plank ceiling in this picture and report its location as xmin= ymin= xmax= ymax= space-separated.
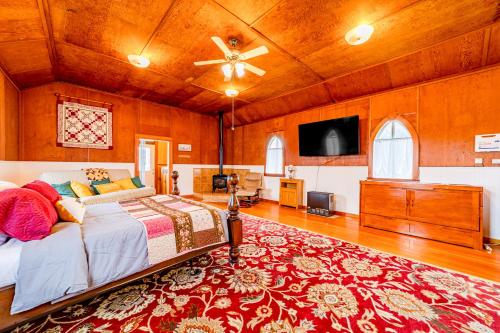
xmin=0 ymin=0 xmax=498 ymax=125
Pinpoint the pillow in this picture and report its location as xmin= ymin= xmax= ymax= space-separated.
xmin=94 ymin=182 xmax=122 ymax=194
xmin=114 ymin=178 xmax=137 ymax=190
xmin=0 ymin=188 xmax=58 ymax=241
xmin=90 ymin=179 xmax=111 ymax=194
xmin=0 ymin=181 xmax=19 ymax=191
xmin=131 ymin=176 xmax=145 ymax=188
xmin=23 ymin=180 xmax=62 ymax=205
xmin=51 ymin=181 xmax=77 ymax=198
xmin=0 ymin=233 xmax=8 ymax=245
xmin=55 ymin=197 xmax=86 ymax=224
xmin=70 ymin=181 xmax=94 ymax=198
xmin=83 ymin=168 xmax=110 ymax=181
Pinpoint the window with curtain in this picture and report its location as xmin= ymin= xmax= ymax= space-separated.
xmin=265 ymin=135 xmax=284 ymax=175
xmin=373 ymin=120 xmax=413 ymax=179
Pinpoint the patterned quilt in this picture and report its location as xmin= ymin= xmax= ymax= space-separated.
xmin=119 ymin=195 xmax=226 ymax=265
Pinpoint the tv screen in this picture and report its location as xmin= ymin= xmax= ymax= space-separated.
xmin=298 ymin=115 xmax=359 ymax=156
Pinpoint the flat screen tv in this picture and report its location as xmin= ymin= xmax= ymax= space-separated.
xmin=298 ymin=115 xmax=359 ymax=156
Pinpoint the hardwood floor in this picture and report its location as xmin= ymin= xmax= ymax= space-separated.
xmin=206 ymin=200 xmax=500 ymax=282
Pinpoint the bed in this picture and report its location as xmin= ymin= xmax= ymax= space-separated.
xmin=0 ymin=171 xmax=243 ymax=332
xmin=0 ymin=239 xmax=24 ymax=289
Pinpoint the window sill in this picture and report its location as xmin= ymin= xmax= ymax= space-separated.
xmin=264 ymin=173 xmax=285 ymax=178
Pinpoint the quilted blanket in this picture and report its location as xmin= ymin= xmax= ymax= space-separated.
xmin=119 ymin=195 xmax=226 ymax=265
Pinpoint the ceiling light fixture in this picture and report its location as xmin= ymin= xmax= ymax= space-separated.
xmin=345 ymin=24 xmax=374 ymax=45
xmin=225 ymin=88 xmax=239 ymax=97
xmin=235 ymin=62 xmax=245 ymax=77
xmin=221 ymin=63 xmax=232 ymax=79
xmin=128 ymin=54 xmax=150 ymax=68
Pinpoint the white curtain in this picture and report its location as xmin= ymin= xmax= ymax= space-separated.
xmin=373 ymin=120 xmax=413 ymax=179
xmin=266 ymin=136 xmax=284 ymax=174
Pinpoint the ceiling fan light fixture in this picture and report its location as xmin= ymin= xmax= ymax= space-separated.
xmin=235 ymin=62 xmax=245 ymax=77
xmin=345 ymin=24 xmax=374 ymax=45
xmin=221 ymin=63 xmax=232 ymax=78
xmin=128 ymin=54 xmax=150 ymax=68
xmin=225 ymin=88 xmax=239 ymax=97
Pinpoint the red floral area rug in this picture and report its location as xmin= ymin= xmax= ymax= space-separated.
xmin=15 ymin=214 xmax=499 ymax=333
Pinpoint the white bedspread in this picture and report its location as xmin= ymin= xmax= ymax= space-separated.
xmin=0 ymin=239 xmax=24 ymax=288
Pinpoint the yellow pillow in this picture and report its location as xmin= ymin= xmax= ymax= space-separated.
xmin=55 ymin=198 xmax=86 ymax=224
xmin=94 ymin=182 xmax=122 ymax=194
xmin=113 ymin=178 xmax=137 ymax=190
xmin=70 ymin=181 xmax=94 ymax=197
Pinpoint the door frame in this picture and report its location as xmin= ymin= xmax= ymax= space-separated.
xmin=135 ymin=134 xmax=173 ymax=192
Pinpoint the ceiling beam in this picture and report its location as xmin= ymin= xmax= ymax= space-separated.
xmin=140 ymin=0 xmax=179 ymax=55
xmin=36 ymin=0 xmax=58 ymax=77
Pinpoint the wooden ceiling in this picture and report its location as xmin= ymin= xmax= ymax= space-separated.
xmin=0 ymin=0 xmax=498 ymax=124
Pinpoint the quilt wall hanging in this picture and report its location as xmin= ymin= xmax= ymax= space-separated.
xmin=56 ymin=98 xmax=113 ymax=150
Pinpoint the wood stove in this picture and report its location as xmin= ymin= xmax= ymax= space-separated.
xmin=212 ymin=111 xmax=228 ymax=192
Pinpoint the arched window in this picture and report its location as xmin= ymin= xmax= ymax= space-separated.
xmin=265 ymin=135 xmax=284 ymax=176
xmin=372 ymin=120 xmax=414 ymax=179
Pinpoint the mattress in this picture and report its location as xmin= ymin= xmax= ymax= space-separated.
xmin=0 ymin=238 xmax=24 ymax=288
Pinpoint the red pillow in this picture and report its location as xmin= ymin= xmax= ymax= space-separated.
xmin=0 ymin=188 xmax=58 ymax=241
xmin=23 ymin=180 xmax=61 ymax=205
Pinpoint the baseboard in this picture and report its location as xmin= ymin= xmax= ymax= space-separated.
xmin=261 ymin=198 xmax=358 ymax=218
xmin=333 ymin=211 xmax=359 ymax=218
xmin=484 ymin=237 xmax=500 ymax=244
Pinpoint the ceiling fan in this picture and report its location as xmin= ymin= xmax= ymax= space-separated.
xmin=194 ymin=36 xmax=269 ymax=81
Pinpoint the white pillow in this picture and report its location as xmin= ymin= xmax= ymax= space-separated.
xmin=55 ymin=197 xmax=86 ymax=224
xmin=0 ymin=233 xmax=8 ymax=246
xmin=0 ymin=181 xmax=19 ymax=191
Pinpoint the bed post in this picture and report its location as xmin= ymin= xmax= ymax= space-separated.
xmin=227 ymin=173 xmax=242 ymax=264
xmin=171 ymin=170 xmax=180 ymax=195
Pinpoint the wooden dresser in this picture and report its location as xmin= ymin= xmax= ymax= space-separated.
xmin=360 ymin=180 xmax=483 ymax=249
xmin=279 ymin=178 xmax=304 ymax=209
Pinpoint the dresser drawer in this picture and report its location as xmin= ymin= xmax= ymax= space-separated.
xmin=361 ymin=213 xmax=410 ymax=234
xmin=409 ymin=221 xmax=475 ymax=248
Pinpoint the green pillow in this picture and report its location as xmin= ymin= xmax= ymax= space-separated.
xmin=131 ymin=176 xmax=145 ymax=188
xmin=51 ymin=181 xmax=77 ymax=198
xmin=90 ymin=179 xmax=111 ymax=194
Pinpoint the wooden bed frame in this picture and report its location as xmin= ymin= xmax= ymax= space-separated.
xmin=0 ymin=172 xmax=243 ymax=332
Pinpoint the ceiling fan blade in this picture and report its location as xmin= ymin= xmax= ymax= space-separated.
xmin=193 ymin=59 xmax=226 ymax=66
xmin=243 ymin=62 xmax=266 ymax=76
xmin=211 ymin=36 xmax=232 ymax=56
xmin=239 ymin=45 xmax=269 ymax=60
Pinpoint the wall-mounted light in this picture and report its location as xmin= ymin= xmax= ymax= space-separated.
xmin=128 ymin=54 xmax=150 ymax=68
xmin=345 ymin=24 xmax=374 ymax=45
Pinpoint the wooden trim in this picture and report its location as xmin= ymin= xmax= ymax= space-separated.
xmin=368 ymin=116 xmax=420 ymax=180
xmin=36 ymin=0 xmax=58 ymax=75
xmin=134 ymin=134 xmax=173 ymax=192
xmin=484 ymin=237 xmax=500 ymax=244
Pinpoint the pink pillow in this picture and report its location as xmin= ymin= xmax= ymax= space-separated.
xmin=23 ymin=180 xmax=61 ymax=205
xmin=0 ymin=188 xmax=58 ymax=241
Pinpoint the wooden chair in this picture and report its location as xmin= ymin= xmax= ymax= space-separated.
xmin=237 ymin=172 xmax=264 ymax=207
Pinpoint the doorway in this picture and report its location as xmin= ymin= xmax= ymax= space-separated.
xmin=135 ymin=134 xmax=173 ymax=194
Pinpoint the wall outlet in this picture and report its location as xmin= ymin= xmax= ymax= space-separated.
xmin=474 ymin=158 xmax=483 ymax=165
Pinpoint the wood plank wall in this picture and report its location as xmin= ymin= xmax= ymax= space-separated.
xmin=19 ymin=82 xmax=219 ymax=164
xmin=224 ymin=66 xmax=500 ymax=167
xmin=0 ymin=70 xmax=19 ymax=160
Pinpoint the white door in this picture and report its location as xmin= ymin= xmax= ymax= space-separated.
xmin=139 ymin=143 xmax=156 ymax=188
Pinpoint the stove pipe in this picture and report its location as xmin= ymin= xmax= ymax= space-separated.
xmin=218 ymin=111 xmax=224 ymax=175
